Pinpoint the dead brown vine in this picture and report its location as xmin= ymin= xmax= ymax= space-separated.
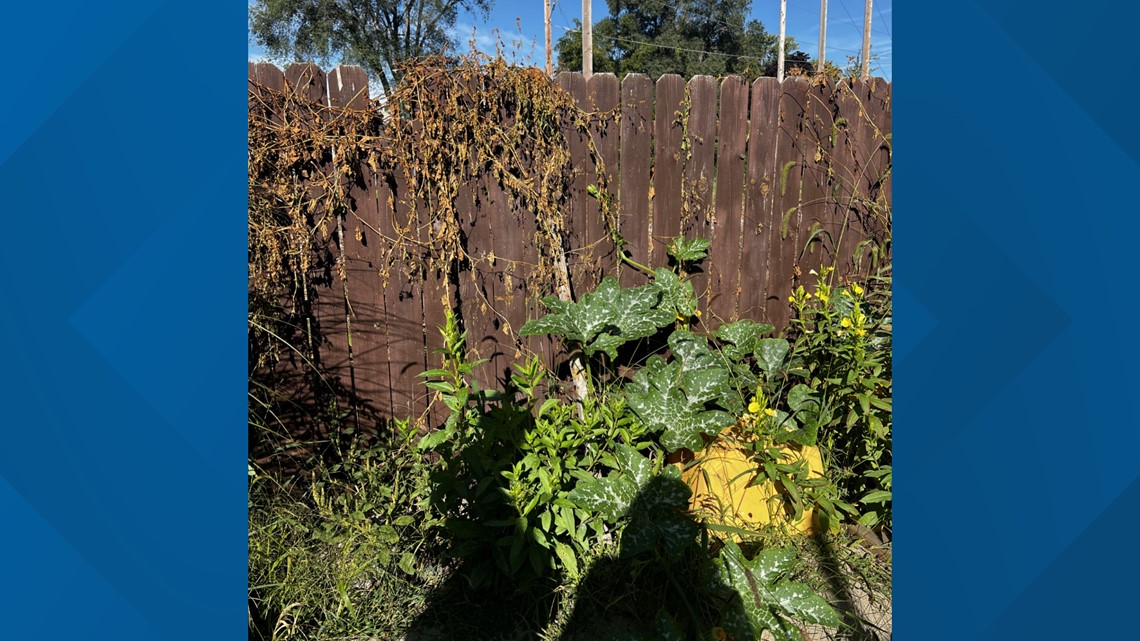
xmin=249 ymin=50 xmax=617 ymax=415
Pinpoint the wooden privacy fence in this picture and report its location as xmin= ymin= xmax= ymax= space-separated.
xmin=248 ymin=62 xmax=891 ymax=429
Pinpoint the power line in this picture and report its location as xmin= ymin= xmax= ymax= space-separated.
xmin=876 ymin=3 xmax=892 ymax=38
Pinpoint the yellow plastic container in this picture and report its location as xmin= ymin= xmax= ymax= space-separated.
xmin=678 ymin=426 xmax=825 ymax=538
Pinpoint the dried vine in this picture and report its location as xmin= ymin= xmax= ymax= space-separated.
xmin=249 ymin=51 xmax=618 ymax=426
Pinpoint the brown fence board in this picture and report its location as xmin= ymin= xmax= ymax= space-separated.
xmin=683 ymin=75 xmax=718 ymax=309
xmin=834 ymin=78 xmax=866 ymax=273
xmin=798 ymin=79 xmax=835 ymax=281
xmin=741 ymin=77 xmax=780 ymax=324
xmin=325 ymin=66 xmax=392 ymax=427
xmin=281 ymin=63 xmax=355 ymax=421
xmin=586 ymin=72 xmax=621 ymax=290
xmin=652 ymin=74 xmax=685 ymax=267
xmin=555 ymin=72 xmax=591 ymax=298
xmin=709 ymin=76 xmax=748 ymax=325
xmin=385 ymin=170 xmax=428 ymax=424
xmin=868 ymin=78 xmax=892 ymax=270
xmin=619 ymin=74 xmax=654 ymax=288
xmin=766 ymin=77 xmax=809 ymax=329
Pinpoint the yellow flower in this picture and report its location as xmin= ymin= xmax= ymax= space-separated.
xmin=855 ymin=327 xmax=866 ymax=337
xmin=853 ymin=283 xmax=864 ymax=295
xmin=840 ymin=317 xmax=852 ymax=328
xmin=818 ymin=292 xmax=829 ymax=304
xmin=748 ymin=400 xmax=761 ymax=414
xmin=695 ymin=309 xmax=702 ymax=317
xmin=788 ymin=295 xmax=796 ymax=303
xmin=764 ymin=408 xmax=777 ymax=417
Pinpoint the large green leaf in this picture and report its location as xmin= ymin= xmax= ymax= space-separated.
xmin=668 ymin=330 xmax=720 ymax=372
xmin=716 ymin=541 xmax=842 ymax=637
xmin=776 ymin=384 xmax=823 ymax=446
xmin=667 ymin=236 xmax=712 ymax=263
xmin=655 ymin=608 xmax=686 ymax=641
xmin=715 ymin=319 xmax=775 ymax=361
xmin=626 ymin=356 xmax=734 ymax=452
xmin=619 ymin=466 xmax=697 ymax=559
xmin=755 ymin=338 xmax=790 ymax=374
xmin=566 ymin=444 xmax=653 ymax=521
xmin=652 ymin=268 xmax=698 ymax=318
xmin=568 ymin=447 xmax=697 ymax=560
xmin=519 ymin=277 xmax=674 ymax=359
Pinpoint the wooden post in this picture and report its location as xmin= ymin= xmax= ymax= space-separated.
xmin=818 ymin=0 xmax=828 ymax=75
xmin=583 ymin=0 xmax=592 ymax=78
xmin=861 ymin=0 xmax=873 ymax=80
xmin=545 ymin=0 xmax=553 ymax=76
xmin=778 ymin=0 xmax=787 ymax=81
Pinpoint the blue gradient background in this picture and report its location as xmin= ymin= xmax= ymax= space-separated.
xmin=2 ymin=1 xmax=1136 ymax=638
xmin=0 ymin=1 xmax=247 ymax=637
xmin=895 ymin=1 xmax=1140 ymax=639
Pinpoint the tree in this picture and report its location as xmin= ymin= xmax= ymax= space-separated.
xmin=761 ymin=49 xmax=813 ymax=77
xmin=249 ymin=0 xmax=493 ymax=96
xmin=554 ymin=0 xmax=796 ymax=80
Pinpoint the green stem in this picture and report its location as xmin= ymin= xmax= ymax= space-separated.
xmin=619 ymin=249 xmax=656 ymax=277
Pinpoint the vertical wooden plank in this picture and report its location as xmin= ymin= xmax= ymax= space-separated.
xmin=683 ymin=75 xmax=718 ymax=310
xmin=282 ymin=64 xmax=355 ymax=421
xmin=325 ymin=66 xmax=392 ymax=428
xmin=587 ymin=72 xmax=621 ymax=287
xmin=284 ymin=62 xmax=326 ymax=103
xmin=741 ymin=77 xmax=780 ymax=324
xmin=386 ymin=166 xmax=428 ymax=424
xmin=847 ymin=78 xmax=880 ymax=276
xmin=829 ymin=75 xmax=870 ymax=276
xmin=458 ymin=155 xmax=501 ymax=390
xmin=619 ymin=74 xmax=653 ymax=288
xmin=482 ymin=99 xmax=531 ymax=392
xmin=326 ymin=66 xmax=370 ymax=109
xmin=867 ymin=79 xmax=892 ymax=269
xmin=765 ymin=76 xmax=809 ymax=330
xmin=798 ymin=78 xmax=835 ymax=282
xmin=709 ymin=76 xmax=748 ymax=326
xmin=556 ymin=72 xmax=591 ymax=298
xmin=653 ymin=74 xmax=686 ymax=267
xmin=421 ymin=255 xmax=452 ymax=430
xmin=250 ymin=62 xmax=285 ymax=95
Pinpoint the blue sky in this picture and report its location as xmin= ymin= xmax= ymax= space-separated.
xmin=248 ymin=0 xmax=892 ymax=81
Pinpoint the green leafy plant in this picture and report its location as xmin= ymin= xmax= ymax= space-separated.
xmin=417 ymin=236 xmax=886 ymax=639
xmin=418 ymin=308 xmax=651 ymax=587
xmin=709 ymin=541 xmax=843 ymax=641
xmin=248 ymin=428 xmax=446 ymax=640
xmin=784 ymin=267 xmax=893 ymax=532
xmin=519 ymin=276 xmax=675 ymax=361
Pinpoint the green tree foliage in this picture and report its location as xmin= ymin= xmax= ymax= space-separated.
xmin=761 ymin=49 xmax=814 ymax=77
xmin=555 ymin=0 xmax=796 ymax=80
xmin=249 ymin=0 xmax=493 ymax=95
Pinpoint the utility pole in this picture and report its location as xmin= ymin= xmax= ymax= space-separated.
xmin=778 ymin=0 xmax=787 ymax=81
xmin=861 ymin=0 xmax=873 ymax=80
xmin=545 ymin=0 xmax=553 ymax=77
xmin=818 ymin=0 xmax=828 ymax=75
xmin=582 ymin=0 xmax=592 ymax=78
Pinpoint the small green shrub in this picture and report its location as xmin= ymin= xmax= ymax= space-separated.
xmin=418 ymin=308 xmax=654 ymax=588
xmin=785 ymin=267 xmax=892 ymax=532
xmin=248 ymin=428 xmax=448 ymax=640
